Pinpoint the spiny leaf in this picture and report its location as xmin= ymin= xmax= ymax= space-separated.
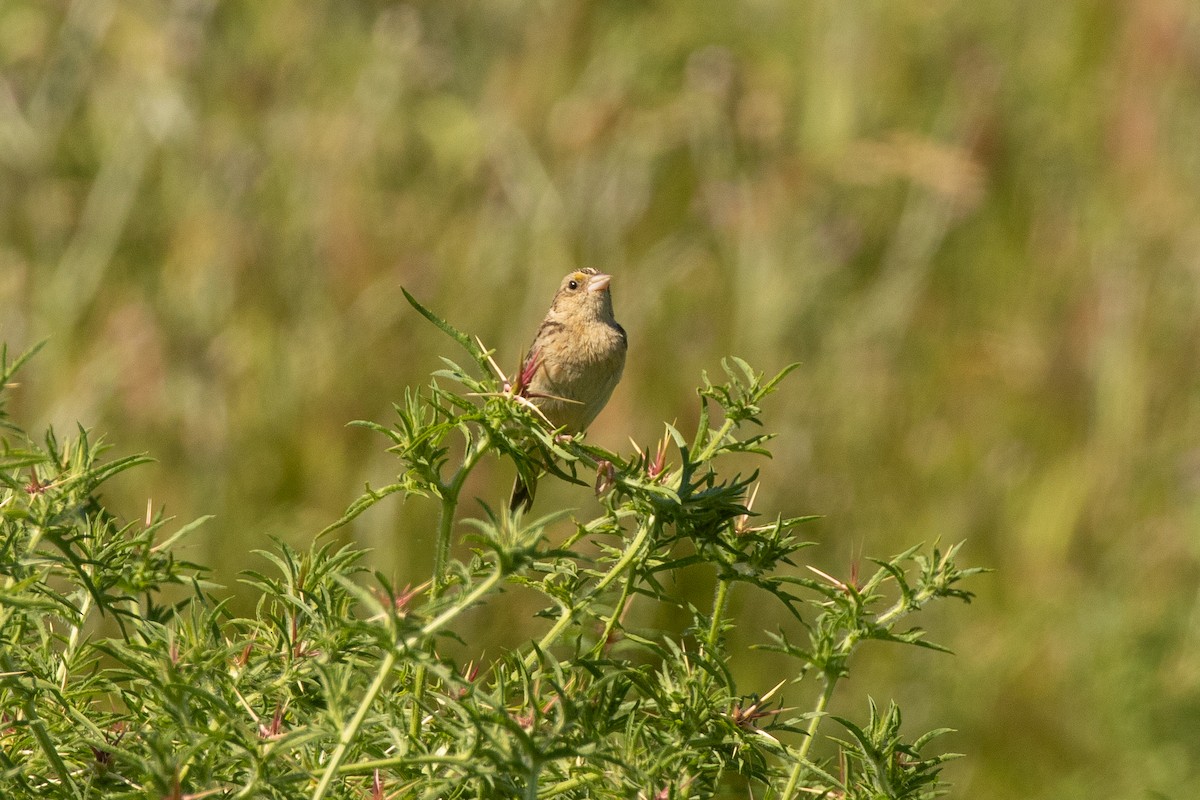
xmin=403 ymin=287 xmax=491 ymax=373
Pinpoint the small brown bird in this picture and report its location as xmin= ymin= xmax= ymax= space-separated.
xmin=510 ymin=268 xmax=627 ymax=511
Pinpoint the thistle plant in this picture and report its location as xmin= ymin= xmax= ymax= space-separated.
xmin=0 ymin=301 xmax=981 ymax=799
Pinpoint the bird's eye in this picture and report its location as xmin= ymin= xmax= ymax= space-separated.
xmin=568 ymin=280 xmax=579 ymax=290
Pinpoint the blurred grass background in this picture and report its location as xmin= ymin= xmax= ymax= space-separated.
xmin=3 ymin=1 xmax=1200 ymax=796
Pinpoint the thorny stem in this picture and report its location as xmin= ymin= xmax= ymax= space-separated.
xmin=591 ymin=516 xmax=655 ymax=597
xmin=313 ymin=564 xmax=506 ymax=800
xmin=529 ymin=515 xmax=658 ymax=667
xmin=779 ymin=565 xmax=955 ymax=797
xmin=695 ymin=417 xmax=737 ymax=464
xmin=876 ymin=574 xmax=944 ymax=628
xmin=591 ymin=568 xmax=635 ymax=659
xmin=560 ymin=508 xmax=636 ymax=552
xmin=706 ymin=577 xmax=731 ymax=652
xmin=572 ymin=509 xmax=642 ymax=658
xmin=779 ymin=575 xmax=936 ymax=796
xmin=876 ymin=599 xmax=913 ymax=628
xmin=524 ymin=763 xmax=541 ymax=800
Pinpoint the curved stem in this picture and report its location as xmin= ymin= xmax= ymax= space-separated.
xmin=560 ymin=508 xmax=635 ymax=552
xmin=591 ymin=569 xmax=635 ymax=659
xmin=592 ymin=515 xmax=657 ymax=596
xmin=529 ymin=515 xmax=657 ymax=666
xmin=313 ymin=565 xmax=505 ymax=800
xmin=695 ymin=417 xmax=736 ymax=464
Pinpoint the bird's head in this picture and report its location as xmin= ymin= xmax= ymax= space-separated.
xmin=549 ymin=268 xmax=616 ymax=323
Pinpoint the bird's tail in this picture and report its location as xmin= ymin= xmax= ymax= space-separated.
xmin=510 ymin=473 xmax=536 ymax=512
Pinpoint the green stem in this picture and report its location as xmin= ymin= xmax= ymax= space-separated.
xmin=537 ymin=773 xmax=605 ymax=797
xmin=314 ymin=648 xmax=399 ymax=800
xmin=0 ymin=524 xmax=73 ymax=792
xmin=524 ymin=763 xmax=541 ymax=800
xmin=412 ymin=432 xmax=491 ymax=737
xmin=560 ymin=508 xmax=635 ymax=552
xmin=56 ymin=587 xmax=94 ymax=690
xmin=781 ymin=671 xmax=839 ymax=798
xmin=590 ymin=570 xmax=635 ymax=659
xmin=875 ymin=583 xmax=935 ymax=628
xmin=408 ymin=662 xmax=427 ymax=740
xmin=433 ymin=434 xmax=491 ymax=598
xmin=695 ymin=418 xmax=736 ymax=463
xmin=592 ymin=515 xmax=656 ymax=595
xmin=529 ymin=515 xmax=657 ymax=666
xmin=782 ymin=572 xmax=931 ymax=799
xmin=1 ymin=652 xmax=76 ymax=798
xmin=336 ymin=752 xmax=473 ymax=775
xmin=312 ymin=565 xmax=504 ymax=800
xmin=706 ymin=577 xmax=731 ymax=652
xmin=782 ymin=574 xmax=939 ymax=771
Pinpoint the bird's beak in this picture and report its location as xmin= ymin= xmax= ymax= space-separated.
xmin=588 ymin=272 xmax=612 ymax=293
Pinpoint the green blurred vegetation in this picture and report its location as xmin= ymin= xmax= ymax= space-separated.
xmin=2 ymin=1 xmax=1199 ymax=797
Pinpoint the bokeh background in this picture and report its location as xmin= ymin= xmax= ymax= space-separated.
xmin=4 ymin=1 xmax=1200 ymax=796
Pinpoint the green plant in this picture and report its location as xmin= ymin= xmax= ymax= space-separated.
xmin=0 ymin=308 xmax=980 ymax=799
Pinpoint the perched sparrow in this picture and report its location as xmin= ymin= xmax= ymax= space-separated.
xmin=510 ymin=268 xmax=627 ymax=511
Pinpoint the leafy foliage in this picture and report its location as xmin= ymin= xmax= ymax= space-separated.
xmin=0 ymin=325 xmax=980 ymax=799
